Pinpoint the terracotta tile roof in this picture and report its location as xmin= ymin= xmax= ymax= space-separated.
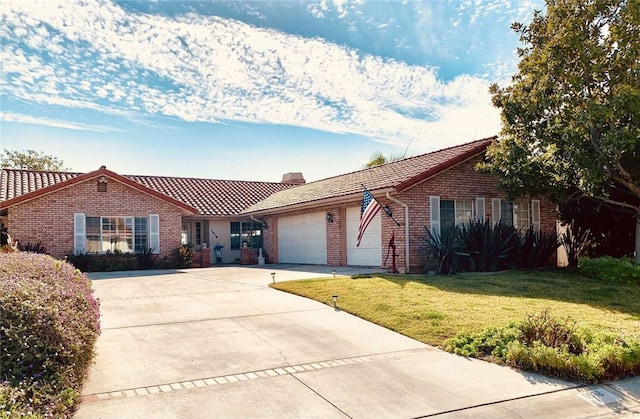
xmin=1 ymin=168 xmax=296 ymax=216
xmin=0 ymin=169 xmax=81 ymax=201
xmin=128 ymin=176 xmax=297 ymax=216
xmin=244 ymin=137 xmax=496 ymax=213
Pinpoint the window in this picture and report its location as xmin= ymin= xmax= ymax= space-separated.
xmin=455 ymin=200 xmax=474 ymax=225
xmin=491 ymin=199 xmax=540 ymax=232
xmin=513 ymin=200 xmax=530 ymax=230
xmin=440 ymin=200 xmax=455 ymax=231
xmin=195 ymin=222 xmax=202 ymax=245
xmin=230 ymin=222 xmax=263 ymax=250
xmin=83 ymin=216 xmax=149 ymax=253
xmin=500 ymin=200 xmax=529 ymax=229
xmin=134 ymin=217 xmax=148 ymax=253
xmin=181 ymin=223 xmax=190 ymax=245
xmin=500 ymin=201 xmax=514 ymax=226
xmin=440 ymin=199 xmax=474 ymax=231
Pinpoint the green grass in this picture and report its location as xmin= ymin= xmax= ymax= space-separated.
xmin=271 ymin=269 xmax=640 ymax=348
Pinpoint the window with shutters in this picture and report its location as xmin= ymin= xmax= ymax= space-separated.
xmin=81 ymin=216 xmax=152 ymax=253
xmin=440 ymin=199 xmax=474 ymax=231
xmin=492 ymin=199 xmax=539 ymax=231
xmin=513 ymin=200 xmax=530 ymax=230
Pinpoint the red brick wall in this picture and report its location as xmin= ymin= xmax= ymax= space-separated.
xmin=261 ymin=154 xmax=557 ymax=273
xmin=326 ymin=207 xmax=343 ymax=266
xmin=263 ymin=215 xmax=277 ymax=263
xmin=8 ymin=176 xmax=183 ymax=259
xmin=396 ymin=154 xmax=557 ymax=272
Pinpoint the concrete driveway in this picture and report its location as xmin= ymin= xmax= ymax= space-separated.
xmin=76 ymin=265 xmax=640 ymax=418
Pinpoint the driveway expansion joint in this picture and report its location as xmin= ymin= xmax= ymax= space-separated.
xmin=82 ymin=347 xmax=429 ymax=404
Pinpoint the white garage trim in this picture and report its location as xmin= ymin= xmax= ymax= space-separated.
xmin=346 ymin=207 xmax=382 ymax=266
xmin=278 ymin=212 xmax=327 ymax=264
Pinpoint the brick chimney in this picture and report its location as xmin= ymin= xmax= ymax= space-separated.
xmin=281 ymin=172 xmax=305 ymax=185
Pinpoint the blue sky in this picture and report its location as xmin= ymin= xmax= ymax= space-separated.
xmin=0 ymin=0 xmax=544 ymax=182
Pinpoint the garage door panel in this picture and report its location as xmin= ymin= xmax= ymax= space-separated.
xmin=346 ymin=207 xmax=382 ymax=266
xmin=278 ymin=213 xmax=327 ymax=264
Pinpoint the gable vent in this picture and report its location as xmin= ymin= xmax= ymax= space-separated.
xmin=97 ymin=176 xmax=107 ymax=192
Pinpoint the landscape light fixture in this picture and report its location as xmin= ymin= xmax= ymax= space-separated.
xmin=332 ymin=294 xmax=338 ymax=309
xmin=326 ymin=212 xmax=334 ymax=223
xmin=271 ymin=272 xmax=276 ymax=283
xmin=263 ymin=221 xmax=268 ymax=230
xmin=332 ymin=269 xmax=336 ymax=277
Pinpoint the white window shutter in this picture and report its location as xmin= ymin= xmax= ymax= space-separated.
xmin=491 ymin=199 xmax=501 ymax=225
xmin=73 ymin=213 xmax=86 ymax=254
xmin=429 ymin=196 xmax=441 ymax=237
xmin=531 ymin=200 xmax=541 ymax=232
xmin=149 ymin=214 xmax=160 ymax=254
xmin=476 ymin=197 xmax=485 ymax=222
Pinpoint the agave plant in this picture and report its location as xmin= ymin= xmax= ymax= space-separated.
xmin=424 ymin=226 xmax=471 ymax=275
xmin=460 ymin=220 xmax=517 ymax=272
xmin=511 ymin=227 xmax=562 ymax=268
xmin=561 ymin=221 xmax=592 ymax=267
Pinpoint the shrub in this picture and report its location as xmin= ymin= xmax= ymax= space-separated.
xmin=136 ymin=248 xmax=156 ymax=270
xmin=424 ymin=220 xmax=559 ymax=273
xmin=510 ymin=228 xmax=561 ymax=269
xmin=446 ymin=310 xmax=640 ymax=383
xmin=66 ymin=249 xmax=159 ymax=272
xmin=423 ymin=226 xmax=470 ymax=274
xmin=173 ymin=244 xmax=193 ymax=269
xmin=0 ymin=253 xmax=101 ymax=418
xmin=579 ymin=256 xmax=640 ymax=284
xmin=561 ymin=222 xmax=593 ymax=267
xmin=17 ymin=241 xmax=48 ymax=254
xmin=461 ymin=220 xmax=516 ymax=272
xmin=519 ymin=309 xmax=581 ymax=353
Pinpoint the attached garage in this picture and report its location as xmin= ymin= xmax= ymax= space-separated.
xmin=346 ymin=207 xmax=382 ymax=266
xmin=278 ymin=212 xmax=327 ymax=264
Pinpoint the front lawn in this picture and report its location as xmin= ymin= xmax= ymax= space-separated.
xmin=272 ymin=270 xmax=640 ymax=345
xmin=271 ymin=269 xmax=640 ymax=381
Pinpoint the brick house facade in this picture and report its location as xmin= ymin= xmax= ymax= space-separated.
xmin=1 ymin=167 xmax=295 ymax=264
xmin=8 ymin=180 xmax=185 ymax=260
xmin=246 ymin=137 xmax=558 ymax=273
xmin=1 ymin=168 xmax=195 ymax=260
xmin=1 ymin=138 xmax=558 ymax=270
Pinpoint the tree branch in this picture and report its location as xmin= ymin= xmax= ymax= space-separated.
xmin=592 ymin=194 xmax=639 ymax=213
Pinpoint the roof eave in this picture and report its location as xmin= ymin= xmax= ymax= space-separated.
xmin=0 ymin=167 xmax=198 ymax=216
xmin=244 ymin=187 xmax=396 ymax=215
xmin=395 ymin=138 xmax=495 ymax=193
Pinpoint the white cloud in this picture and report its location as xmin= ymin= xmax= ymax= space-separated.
xmin=1 ymin=0 xmax=505 ymax=151
xmin=0 ymin=112 xmax=124 ymax=133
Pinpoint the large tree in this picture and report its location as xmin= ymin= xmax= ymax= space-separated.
xmin=0 ymin=149 xmax=69 ymax=171
xmin=484 ymin=0 xmax=640 ymax=261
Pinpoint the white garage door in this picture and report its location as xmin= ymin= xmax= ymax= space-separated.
xmin=346 ymin=207 xmax=382 ymax=266
xmin=278 ymin=212 xmax=327 ymax=264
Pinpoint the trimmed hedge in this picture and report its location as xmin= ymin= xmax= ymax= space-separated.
xmin=0 ymin=253 xmax=101 ymax=418
xmin=66 ymin=245 xmax=193 ymax=272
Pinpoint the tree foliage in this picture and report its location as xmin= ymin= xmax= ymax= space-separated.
xmin=365 ymin=151 xmax=406 ymax=168
xmin=0 ymin=149 xmax=69 ymax=171
xmin=482 ymin=0 xmax=640 ymax=261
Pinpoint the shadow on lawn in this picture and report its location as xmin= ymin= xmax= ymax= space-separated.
xmin=373 ymin=269 xmax=640 ymax=320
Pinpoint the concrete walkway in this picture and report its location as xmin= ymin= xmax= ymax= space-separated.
xmin=76 ymin=265 xmax=640 ymax=418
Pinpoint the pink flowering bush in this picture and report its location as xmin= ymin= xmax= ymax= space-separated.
xmin=0 ymin=253 xmax=101 ymax=418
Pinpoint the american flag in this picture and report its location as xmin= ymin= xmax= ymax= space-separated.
xmin=357 ymin=188 xmax=382 ymax=247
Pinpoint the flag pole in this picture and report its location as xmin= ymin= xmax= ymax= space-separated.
xmin=362 ymin=184 xmax=401 ymax=226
